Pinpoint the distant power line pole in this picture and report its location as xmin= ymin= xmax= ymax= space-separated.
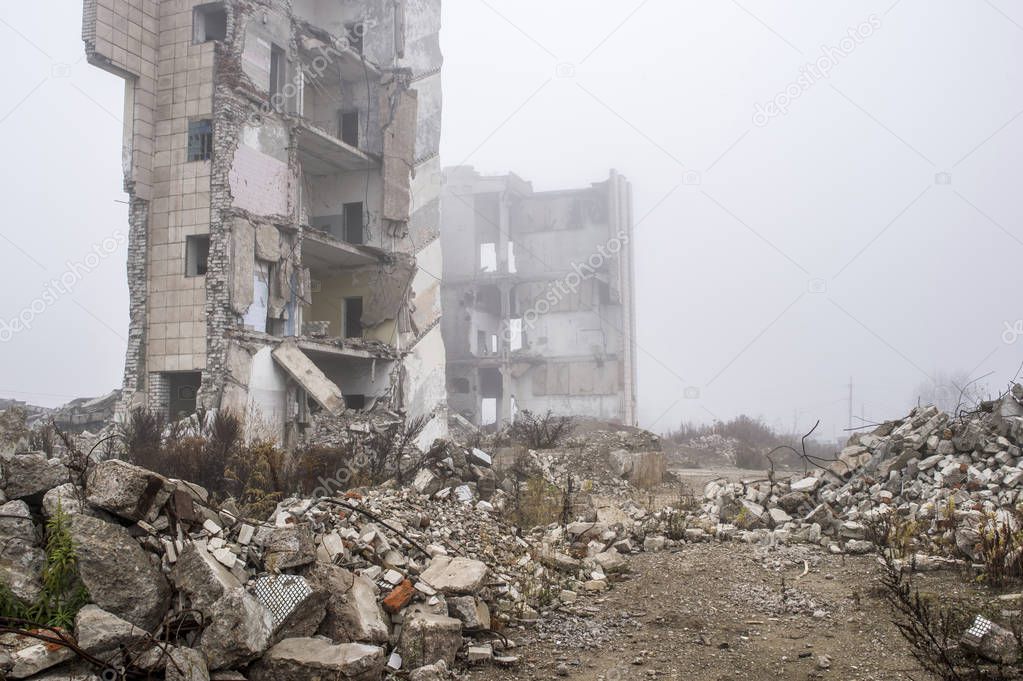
xmin=847 ymin=378 xmax=854 ymax=431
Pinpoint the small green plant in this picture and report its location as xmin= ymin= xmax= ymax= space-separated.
xmin=0 ymin=504 xmax=89 ymax=629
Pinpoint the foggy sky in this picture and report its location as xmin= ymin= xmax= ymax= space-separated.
xmin=1 ymin=1 xmax=1021 ymax=443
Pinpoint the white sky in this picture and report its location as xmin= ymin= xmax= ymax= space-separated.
xmin=0 ymin=1 xmax=1021 ymax=442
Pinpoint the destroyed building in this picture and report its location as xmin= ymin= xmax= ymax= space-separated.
xmin=440 ymin=167 xmax=638 ymax=428
xmin=82 ymin=0 xmax=446 ymax=446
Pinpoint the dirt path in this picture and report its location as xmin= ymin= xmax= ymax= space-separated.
xmin=476 ymin=543 xmax=923 ymax=681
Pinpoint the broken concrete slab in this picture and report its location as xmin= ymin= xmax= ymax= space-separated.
xmin=2 ymin=632 xmax=75 ymax=679
xmin=264 ymin=525 xmax=316 ymax=571
xmin=199 ymin=588 xmax=274 ymax=670
xmin=419 ymin=555 xmax=488 ymax=595
xmin=0 ymin=500 xmax=37 ymax=544
xmin=308 ymin=564 xmax=389 ymax=644
xmin=587 ymin=550 xmax=628 ymax=574
xmin=249 ymin=638 xmax=385 ymax=681
xmin=961 ymin=615 xmax=1020 ymax=664
xmin=86 ymin=459 xmax=173 ymax=523
xmin=408 ymin=659 xmax=449 ymax=681
xmin=169 ymin=542 xmax=243 ymax=618
xmin=74 ymin=605 xmax=149 ymax=656
xmin=0 ymin=452 xmax=68 ymax=502
xmin=166 ymin=646 xmax=209 ymax=681
xmin=447 ymin=595 xmax=491 ymax=629
xmin=271 ymin=342 xmax=346 ymax=415
xmin=70 ymin=513 xmax=170 ymax=630
xmin=42 ymin=483 xmax=85 ymax=517
xmin=398 ymin=612 xmax=462 ymax=670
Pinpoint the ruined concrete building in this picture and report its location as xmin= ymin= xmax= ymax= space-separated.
xmin=441 ymin=167 xmax=638 ymax=428
xmin=82 ymin=0 xmax=446 ymax=446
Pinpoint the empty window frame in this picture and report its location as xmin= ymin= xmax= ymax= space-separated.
xmin=187 ymin=120 xmax=213 ymax=162
xmin=269 ymin=44 xmax=286 ymax=103
xmin=343 ymin=202 xmax=364 ymax=244
xmin=193 ymin=3 xmax=227 ymax=44
xmin=185 ymin=235 xmax=211 ymax=276
xmin=479 ymin=242 xmax=497 ymax=273
xmin=344 ymin=297 xmax=364 ymax=339
xmin=344 ymin=394 xmax=367 ymax=410
xmin=508 ymin=318 xmax=523 ymax=352
xmin=449 ymin=377 xmax=470 ymax=394
xmin=507 ymin=242 xmax=517 ymax=273
xmin=167 ymin=372 xmax=202 ymax=420
xmin=340 ymin=111 xmax=360 ymax=147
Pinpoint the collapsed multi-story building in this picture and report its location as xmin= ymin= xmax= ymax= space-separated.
xmin=441 ymin=166 xmax=638 ymax=428
xmin=82 ymin=0 xmax=447 ymax=447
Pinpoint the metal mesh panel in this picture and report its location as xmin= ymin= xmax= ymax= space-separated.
xmin=251 ymin=574 xmax=312 ymax=627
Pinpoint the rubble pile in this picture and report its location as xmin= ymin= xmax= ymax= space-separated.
xmin=0 ymin=432 xmax=653 ymax=680
xmin=658 ymin=386 xmax=1023 ymax=558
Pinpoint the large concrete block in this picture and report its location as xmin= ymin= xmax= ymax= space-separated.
xmin=249 ymin=638 xmax=384 ymax=681
xmin=70 ymin=514 xmax=170 ymax=631
xmin=169 ymin=542 xmax=242 ymax=618
xmin=85 ymin=459 xmax=173 ymax=522
xmin=418 ymin=556 xmax=487 ymax=595
xmin=398 ymin=612 xmax=462 ymax=670
xmin=199 ymin=588 xmax=274 ymax=670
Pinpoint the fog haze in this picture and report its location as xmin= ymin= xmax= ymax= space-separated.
xmin=1 ymin=1 xmax=1020 ymax=441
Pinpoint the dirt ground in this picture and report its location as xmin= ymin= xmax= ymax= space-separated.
xmin=472 ymin=542 xmax=932 ymax=681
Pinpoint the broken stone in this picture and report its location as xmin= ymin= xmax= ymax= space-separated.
xmin=70 ymin=513 xmax=171 ymax=630
xmin=1 ymin=452 xmax=68 ymax=502
xmin=643 ymin=536 xmax=667 ymax=552
xmin=41 ymin=483 xmax=84 ymax=517
xmin=768 ymin=508 xmax=792 ymax=526
xmin=0 ymin=535 xmax=43 ymax=605
xmin=169 ymin=542 xmax=243 ymax=618
xmin=447 ymin=595 xmax=491 ymax=629
xmin=961 ymin=615 xmax=1019 ymax=664
xmin=412 ymin=468 xmax=443 ymax=497
xmin=74 ymin=604 xmax=149 ymax=655
xmin=419 ymin=555 xmax=488 ymax=595
xmin=250 ymin=638 xmax=384 ymax=681
xmin=3 ymin=633 xmax=75 ymax=679
xmin=588 ymin=550 xmax=627 ymax=574
xmin=0 ymin=500 xmax=36 ymax=544
xmin=408 ymin=658 xmax=449 ymax=680
xmin=199 ymin=588 xmax=274 ymax=670
xmin=264 ymin=526 xmax=316 ymax=571
xmin=166 ymin=646 xmax=209 ymax=681
xmin=790 ymin=476 xmax=819 ymax=493
xmin=308 ymin=564 xmax=389 ymax=644
xmin=398 ymin=612 xmax=462 ymax=670
xmin=85 ymin=459 xmax=172 ymax=522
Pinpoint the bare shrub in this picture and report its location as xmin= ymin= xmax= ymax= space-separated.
xmin=119 ymin=407 xmax=164 ymax=470
xmin=225 ymin=439 xmax=285 ymax=519
xmin=28 ymin=423 xmax=56 ymax=457
xmin=866 ymin=512 xmax=923 ymax=559
xmin=875 ymin=549 xmax=1023 ymax=680
xmin=509 ymin=410 xmax=575 ymax=450
xmin=977 ymin=514 xmax=1023 ymax=587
